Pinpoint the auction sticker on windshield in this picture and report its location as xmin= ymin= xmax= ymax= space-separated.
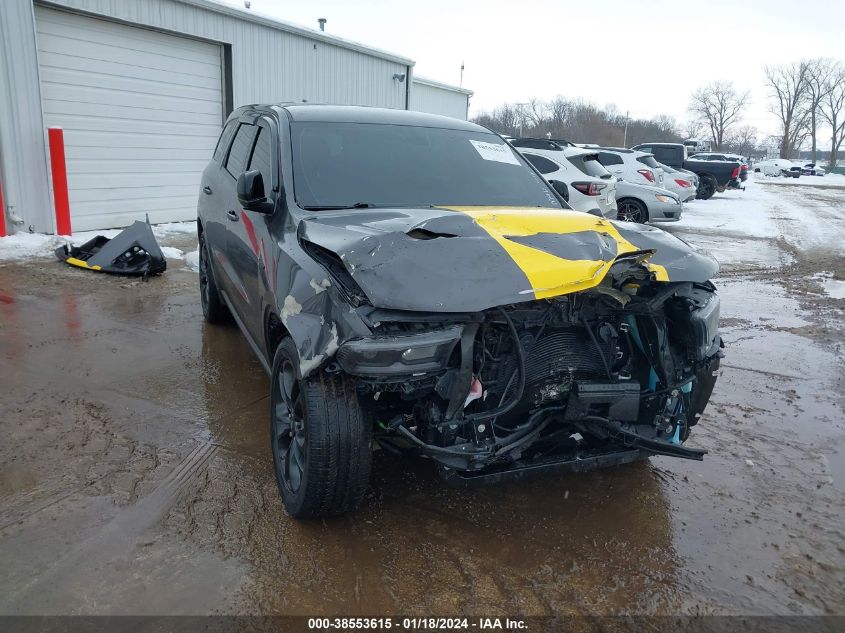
xmin=469 ymin=140 xmax=520 ymax=165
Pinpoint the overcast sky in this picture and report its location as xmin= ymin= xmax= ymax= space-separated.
xmin=220 ymin=0 xmax=845 ymax=139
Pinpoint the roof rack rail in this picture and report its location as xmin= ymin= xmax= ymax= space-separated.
xmin=509 ymin=137 xmax=573 ymax=150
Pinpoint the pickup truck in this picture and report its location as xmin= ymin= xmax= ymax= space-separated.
xmin=632 ymin=143 xmax=742 ymax=200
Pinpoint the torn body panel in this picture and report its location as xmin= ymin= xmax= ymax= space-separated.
xmin=55 ymin=221 xmax=166 ymax=276
xmin=299 ymin=207 xmax=719 ymax=312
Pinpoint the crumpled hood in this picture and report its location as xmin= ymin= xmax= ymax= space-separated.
xmin=298 ymin=206 xmax=719 ymax=312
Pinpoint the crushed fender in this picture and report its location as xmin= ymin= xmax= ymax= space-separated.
xmin=55 ymin=221 xmax=166 ymax=277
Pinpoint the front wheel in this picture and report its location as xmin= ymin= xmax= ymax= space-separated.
xmin=616 ymin=198 xmax=648 ymax=223
xmin=270 ymin=338 xmax=372 ymax=519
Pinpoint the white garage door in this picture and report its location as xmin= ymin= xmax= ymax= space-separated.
xmin=35 ymin=7 xmax=224 ymax=231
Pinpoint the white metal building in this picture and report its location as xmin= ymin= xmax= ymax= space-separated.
xmin=411 ymin=77 xmax=473 ymax=122
xmin=0 ymin=0 xmax=472 ymax=233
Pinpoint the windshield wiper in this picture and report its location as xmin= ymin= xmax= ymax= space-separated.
xmin=301 ymin=202 xmax=376 ymax=211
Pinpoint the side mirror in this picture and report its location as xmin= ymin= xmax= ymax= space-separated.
xmin=549 ymin=179 xmax=569 ymax=202
xmin=237 ymin=170 xmax=274 ymax=214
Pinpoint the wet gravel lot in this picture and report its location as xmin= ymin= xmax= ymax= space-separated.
xmin=1 ymin=178 xmax=843 ymax=617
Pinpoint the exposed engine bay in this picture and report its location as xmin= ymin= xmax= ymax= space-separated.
xmin=335 ymin=254 xmax=723 ymax=483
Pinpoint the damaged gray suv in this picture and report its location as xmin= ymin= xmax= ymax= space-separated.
xmin=197 ymin=105 xmax=723 ymax=518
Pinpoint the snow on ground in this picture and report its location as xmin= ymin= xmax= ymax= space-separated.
xmin=0 ymin=221 xmax=197 ymax=268
xmin=754 ymin=172 xmax=845 ymax=188
xmin=665 ymin=173 xmax=845 ymax=272
xmin=184 ymin=250 xmax=200 ymax=272
xmin=678 ymin=180 xmax=781 ymax=240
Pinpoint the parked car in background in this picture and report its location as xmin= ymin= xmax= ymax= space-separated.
xmin=631 ymin=143 xmax=742 ymax=199
xmin=754 ymin=158 xmax=794 ymax=176
xmin=516 ymin=142 xmax=618 ymax=218
xmin=692 ymin=154 xmax=748 ymax=182
xmin=784 ymin=166 xmax=802 ymax=178
xmin=801 ymin=163 xmax=826 ymax=176
xmin=688 ymin=152 xmax=735 ymax=161
xmin=615 ymin=180 xmax=683 ymax=223
xmin=596 ymin=148 xmax=665 ymax=188
xmin=658 ymin=163 xmax=698 ymax=202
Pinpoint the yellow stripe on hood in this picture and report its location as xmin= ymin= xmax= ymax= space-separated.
xmin=442 ymin=207 xmax=668 ymax=299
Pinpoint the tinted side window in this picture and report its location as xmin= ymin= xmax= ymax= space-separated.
xmin=213 ymin=120 xmax=238 ymax=162
xmin=225 ymin=124 xmax=257 ymax=178
xmin=651 ymin=147 xmax=676 ymax=163
xmin=524 ymin=153 xmax=561 ymax=174
xmin=248 ymin=126 xmax=273 ymax=193
xmin=637 ymin=155 xmax=660 ymax=169
xmin=598 ymin=152 xmax=623 ymax=166
xmin=569 ymin=154 xmax=611 ymax=178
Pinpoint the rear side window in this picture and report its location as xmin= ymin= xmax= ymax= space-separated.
xmin=651 ymin=146 xmax=677 ymax=164
xmin=568 ymin=154 xmax=611 ymax=178
xmin=248 ymin=126 xmax=273 ymax=192
xmin=598 ymin=152 xmax=623 ymax=166
xmin=213 ymin=120 xmax=238 ymax=162
xmin=524 ymin=153 xmax=561 ymax=175
xmin=225 ymin=124 xmax=257 ymax=178
xmin=636 ymin=155 xmax=660 ymax=169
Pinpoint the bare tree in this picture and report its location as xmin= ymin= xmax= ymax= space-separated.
xmin=548 ymin=96 xmax=571 ymax=129
xmin=472 ymin=98 xmax=684 ymax=146
xmin=726 ymin=125 xmax=759 ymax=157
xmin=683 ymin=119 xmax=705 ymax=140
xmin=652 ymin=115 xmax=679 ymax=137
xmin=819 ymin=63 xmax=845 ymax=167
xmin=764 ymin=61 xmax=812 ymax=158
xmin=805 ymin=59 xmax=836 ymax=162
xmin=524 ymin=98 xmax=547 ymax=127
xmin=689 ymin=81 xmax=750 ymax=150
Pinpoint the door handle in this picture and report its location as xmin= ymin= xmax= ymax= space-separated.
xmin=203 ymin=186 xmax=213 ymax=195
xmin=226 ymin=210 xmax=239 ymax=222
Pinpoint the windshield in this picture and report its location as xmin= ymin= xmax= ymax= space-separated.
xmin=290 ymin=122 xmax=562 ymax=209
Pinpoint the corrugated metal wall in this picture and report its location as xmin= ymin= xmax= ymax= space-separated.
xmin=411 ymin=79 xmax=470 ymax=120
xmin=0 ymin=0 xmax=53 ymax=233
xmin=2 ymin=0 xmax=474 ymax=232
xmin=36 ymin=6 xmax=226 ymax=230
xmin=40 ymin=0 xmax=411 ymax=112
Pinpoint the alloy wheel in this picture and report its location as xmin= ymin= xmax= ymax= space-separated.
xmin=618 ymin=201 xmax=644 ymax=223
xmin=272 ymin=357 xmax=307 ymax=492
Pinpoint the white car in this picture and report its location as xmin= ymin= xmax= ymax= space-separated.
xmin=596 ymin=148 xmax=665 ymax=188
xmin=516 ymin=144 xmax=618 ymax=218
xmin=658 ymin=163 xmax=698 ymax=202
xmin=754 ymin=158 xmax=794 ymax=177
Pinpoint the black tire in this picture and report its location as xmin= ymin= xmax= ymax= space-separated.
xmin=270 ymin=338 xmax=372 ymax=519
xmin=616 ymin=198 xmax=648 ymax=223
xmin=696 ymin=175 xmax=716 ymax=200
xmin=199 ymin=231 xmax=231 ymax=324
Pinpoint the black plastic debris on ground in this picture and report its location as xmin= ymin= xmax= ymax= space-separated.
xmin=55 ymin=220 xmax=167 ymax=278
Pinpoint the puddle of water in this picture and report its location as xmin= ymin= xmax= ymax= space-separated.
xmin=716 ymin=278 xmax=810 ymax=329
xmin=812 ymin=272 xmax=845 ymax=299
xmin=824 ymin=449 xmax=845 ymax=492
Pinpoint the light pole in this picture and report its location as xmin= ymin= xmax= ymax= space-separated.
xmin=516 ymin=102 xmax=527 ymax=137
xmin=622 ymin=110 xmax=630 ymax=147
